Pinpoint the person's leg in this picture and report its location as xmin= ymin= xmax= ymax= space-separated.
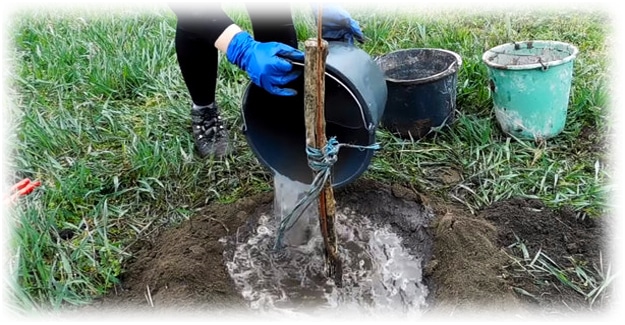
xmin=245 ymin=2 xmax=298 ymax=48
xmin=174 ymin=26 xmax=219 ymax=106
xmin=173 ymin=10 xmax=233 ymax=158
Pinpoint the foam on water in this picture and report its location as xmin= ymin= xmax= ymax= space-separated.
xmin=222 ymin=173 xmax=429 ymax=316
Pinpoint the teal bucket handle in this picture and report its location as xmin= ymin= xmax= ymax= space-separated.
xmin=482 ymin=40 xmax=579 ymax=71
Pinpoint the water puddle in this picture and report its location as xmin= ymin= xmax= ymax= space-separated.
xmin=221 ymin=173 xmax=430 ymax=316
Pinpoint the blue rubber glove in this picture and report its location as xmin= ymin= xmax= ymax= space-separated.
xmin=312 ymin=3 xmax=364 ymax=44
xmin=226 ymin=31 xmax=305 ymax=96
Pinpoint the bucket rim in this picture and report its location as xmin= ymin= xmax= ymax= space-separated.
xmin=288 ymin=59 xmax=370 ymax=131
xmin=376 ymin=48 xmax=463 ymax=85
xmin=482 ymin=40 xmax=579 ymax=71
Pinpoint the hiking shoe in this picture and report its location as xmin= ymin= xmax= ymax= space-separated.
xmin=190 ymin=103 xmax=232 ymax=158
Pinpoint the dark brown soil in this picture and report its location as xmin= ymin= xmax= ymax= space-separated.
xmin=72 ymin=178 xmax=611 ymax=320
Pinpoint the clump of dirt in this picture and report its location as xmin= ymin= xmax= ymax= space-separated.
xmin=426 ymin=203 xmax=523 ymax=316
xmin=72 ymin=179 xmax=610 ymax=320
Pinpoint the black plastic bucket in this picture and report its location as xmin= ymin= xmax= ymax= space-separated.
xmin=376 ymin=48 xmax=462 ymax=139
xmin=241 ymin=42 xmax=387 ymax=187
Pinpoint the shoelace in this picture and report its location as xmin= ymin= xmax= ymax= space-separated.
xmin=197 ymin=114 xmax=226 ymax=140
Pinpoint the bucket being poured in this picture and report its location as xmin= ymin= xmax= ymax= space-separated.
xmin=241 ymin=42 xmax=387 ymax=188
xmin=482 ymin=40 xmax=579 ymax=140
xmin=376 ymin=48 xmax=462 ymax=139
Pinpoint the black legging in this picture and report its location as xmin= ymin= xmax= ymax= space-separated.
xmin=172 ymin=2 xmax=298 ymax=106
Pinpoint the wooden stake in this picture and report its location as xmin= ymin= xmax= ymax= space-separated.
xmin=303 ymin=38 xmax=343 ymax=287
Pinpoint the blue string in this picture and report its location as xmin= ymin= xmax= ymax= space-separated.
xmin=273 ymin=137 xmax=380 ymax=250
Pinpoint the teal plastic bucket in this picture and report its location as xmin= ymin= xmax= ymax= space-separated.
xmin=482 ymin=40 xmax=579 ymax=140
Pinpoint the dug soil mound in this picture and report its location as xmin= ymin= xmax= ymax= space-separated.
xmin=75 ymin=179 xmax=610 ymax=320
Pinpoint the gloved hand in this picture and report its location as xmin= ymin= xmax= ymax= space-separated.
xmin=226 ymin=31 xmax=305 ymax=96
xmin=312 ymin=3 xmax=364 ymax=44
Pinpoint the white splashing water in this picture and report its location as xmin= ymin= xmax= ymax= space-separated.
xmin=223 ymin=173 xmax=429 ymax=317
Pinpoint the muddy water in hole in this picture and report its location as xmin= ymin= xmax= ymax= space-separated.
xmin=221 ymin=173 xmax=429 ymax=316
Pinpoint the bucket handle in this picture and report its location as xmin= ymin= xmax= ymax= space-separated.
xmin=375 ymin=51 xmax=462 ymax=84
xmin=415 ymin=61 xmax=459 ymax=83
xmin=290 ymin=60 xmax=370 ymax=132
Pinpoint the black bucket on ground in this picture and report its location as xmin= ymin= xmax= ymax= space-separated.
xmin=376 ymin=48 xmax=462 ymax=139
xmin=241 ymin=42 xmax=387 ymax=188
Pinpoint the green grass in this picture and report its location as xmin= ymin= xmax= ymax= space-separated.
xmin=505 ymin=238 xmax=616 ymax=309
xmin=5 ymin=3 xmax=612 ymax=313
